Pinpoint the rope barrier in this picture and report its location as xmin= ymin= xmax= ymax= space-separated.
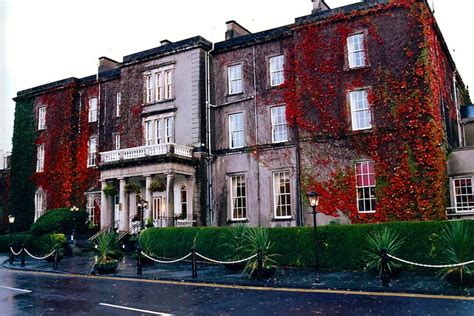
xmin=387 ymin=253 xmax=474 ymax=269
xmin=10 ymin=247 xmax=23 ymax=256
xmin=23 ymin=248 xmax=56 ymax=261
xmin=195 ymin=252 xmax=258 ymax=265
xmin=141 ymin=252 xmax=192 ymax=264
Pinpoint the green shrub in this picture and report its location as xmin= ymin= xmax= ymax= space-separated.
xmin=93 ymin=232 xmax=119 ymax=265
xmin=363 ymin=227 xmax=405 ymax=275
xmin=31 ymin=208 xmax=88 ymax=237
xmin=0 ymin=232 xmax=33 ymax=252
xmin=35 ymin=233 xmax=68 ymax=257
xmin=136 ymin=221 xmax=471 ymax=271
xmin=240 ymin=227 xmax=278 ymax=277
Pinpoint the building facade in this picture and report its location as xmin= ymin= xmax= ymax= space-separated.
xmin=9 ymin=0 xmax=472 ymax=232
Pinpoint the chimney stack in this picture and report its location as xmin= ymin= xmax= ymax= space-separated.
xmin=160 ymin=39 xmax=172 ymax=46
xmin=225 ymin=20 xmax=251 ymax=40
xmin=98 ymin=56 xmax=120 ymax=73
xmin=312 ymin=0 xmax=330 ymax=14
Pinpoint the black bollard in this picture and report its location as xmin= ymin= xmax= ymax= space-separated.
xmin=191 ymin=248 xmax=197 ymax=279
xmin=20 ymin=244 xmax=25 ymax=267
xmin=53 ymin=249 xmax=59 ymax=270
xmin=9 ymin=244 xmax=14 ymax=265
xmin=137 ymin=246 xmax=142 ymax=276
xmin=380 ymin=249 xmax=390 ymax=287
xmin=256 ymin=249 xmax=263 ymax=281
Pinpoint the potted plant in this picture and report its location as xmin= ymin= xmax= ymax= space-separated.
xmin=149 ymin=179 xmax=166 ymax=192
xmin=239 ymin=227 xmax=278 ymax=278
xmin=37 ymin=233 xmax=68 ymax=263
xmin=102 ymin=183 xmax=117 ymax=196
xmin=125 ymin=182 xmax=141 ymax=194
xmin=223 ymin=224 xmax=249 ymax=272
xmin=93 ymin=232 xmax=119 ymax=274
xmin=364 ymin=227 xmax=405 ymax=278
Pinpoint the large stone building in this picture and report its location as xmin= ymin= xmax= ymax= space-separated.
xmin=9 ymin=0 xmax=472 ymax=232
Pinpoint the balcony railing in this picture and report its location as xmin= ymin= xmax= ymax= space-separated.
xmin=100 ymin=143 xmax=193 ymax=163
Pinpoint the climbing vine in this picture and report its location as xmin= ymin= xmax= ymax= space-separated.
xmin=283 ymin=0 xmax=458 ymax=223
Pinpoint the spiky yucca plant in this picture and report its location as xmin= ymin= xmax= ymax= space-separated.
xmin=239 ymin=227 xmax=278 ymax=277
xmin=437 ymin=221 xmax=473 ymax=285
xmin=364 ymin=227 xmax=405 ymax=276
xmin=93 ymin=232 xmax=118 ymax=265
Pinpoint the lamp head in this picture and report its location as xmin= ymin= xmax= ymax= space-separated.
xmin=8 ymin=214 xmax=15 ymax=224
xmin=306 ymin=191 xmax=321 ymax=207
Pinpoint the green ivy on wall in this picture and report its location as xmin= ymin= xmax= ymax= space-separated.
xmin=9 ymin=97 xmax=36 ymax=231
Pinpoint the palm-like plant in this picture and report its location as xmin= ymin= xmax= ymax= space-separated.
xmin=364 ymin=227 xmax=405 ymax=276
xmin=93 ymin=232 xmax=118 ymax=265
xmin=239 ymin=227 xmax=278 ymax=277
xmin=437 ymin=221 xmax=473 ymax=285
xmin=224 ymin=224 xmax=248 ymax=260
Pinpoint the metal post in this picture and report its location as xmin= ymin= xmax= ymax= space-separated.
xmin=53 ymin=249 xmax=59 ymax=270
xmin=137 ymin=246 xmax=142 ymax=276
xmin=312 ymin=207 xmax=321 ymax=284
xmin=191 ymin=247 xmax=197 ymax=279
xmin=381 ymin=249 xmax=390 ymax=287
xmin=20 ymin=244 xmax=25 ymax=267
xmin=9 ymin=246 xmax=14 ymax=265
xmin=257 ymin=249 xmax=263 ymax=281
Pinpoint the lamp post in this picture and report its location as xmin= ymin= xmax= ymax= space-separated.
xmin=70 ymin=206 xmax=79 ymax=242
xmin=8 ymin=214 xmax=15 ymax=245
xmin=137 ymin=199 xmax=148 ymax=230
xmin=307 ymin=191 xmax=321 ymax=284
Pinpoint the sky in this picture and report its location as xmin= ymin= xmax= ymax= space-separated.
xmin=1 ymin=0 xmax=473 ymax=154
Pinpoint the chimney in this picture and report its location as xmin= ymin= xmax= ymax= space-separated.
xmin=312 ymin=0 xmax=330 ymax=14
xmin=98 ymin=56 xmax=120 ymax=73
xmin=225 ymin=20 xmax=251 ymax=40
xmin=160 ymin=39 xmax=172 ymax=46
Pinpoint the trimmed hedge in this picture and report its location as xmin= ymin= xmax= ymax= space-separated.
xmin=140 ymin=220 xmax=460 ymax=271
xmin=0 ymin=232 xmax=33 ymax=252
xmin=30 ymin=208 xmax=88 ymax=238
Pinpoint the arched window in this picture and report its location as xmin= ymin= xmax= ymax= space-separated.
xmin=180 ymin=186 xmax=187 ymax=218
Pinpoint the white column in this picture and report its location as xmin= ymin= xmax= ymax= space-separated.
xmin=100 ymin=181 xmax=109 ymax=229
xmin=145 ymin=175 xmax=153 ymax=222
xmin=166 ymin=173 xmax=175 ymax=225
xmin=119 ymin=178 xmax=129 ymax=232
xmin=187 ymin=176 xmax=195 ymax=221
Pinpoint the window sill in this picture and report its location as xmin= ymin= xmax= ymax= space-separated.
xmin=144 ymin=98 xmax=175 ymax=106
xmin=349 ymin=128 xmax=373 ymax=135
xmin=226 ymin=92 xmax=244 ymax=97
xmin=271 ymin=217 xmax=294 ymax=222
xmin=358 ymin=211 xmax=376 ymax=214
xmin=345 ymin=64 xmax=370 ymax=71
xmin=227 ymin=219 xmax=249 ymax=224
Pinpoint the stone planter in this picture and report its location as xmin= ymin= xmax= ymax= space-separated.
xmin=94 ymin=260 xmax=118 ymax=274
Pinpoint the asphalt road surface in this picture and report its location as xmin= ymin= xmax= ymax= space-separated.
xmin=1 ymin=267 xmax=474 ymax=315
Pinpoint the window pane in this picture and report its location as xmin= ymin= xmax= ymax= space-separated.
xmin=228 ymin=65 xmax=242 ymax=94
xmin=355 ymin=161 xmax=376 ymax=212
xmin=229 ymin=113 xmax=244 ymax=148
xmin=273 ymin=171 xmax=291 ymax=218
xmin=231 ymin=175 xmax=246 ymax=220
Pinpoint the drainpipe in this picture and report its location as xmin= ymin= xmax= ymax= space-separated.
xmin=206 ymin=44 xmax=214 ymax=226
xmin=295 ymin=121 xmax=303 ymax=226
xmin=452 ymin=70 xmax=463 ymax=147
xmin=252 ymin=45 xmax=262 ymax=227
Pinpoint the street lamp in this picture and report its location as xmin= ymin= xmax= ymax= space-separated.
xmin=8 ymin=214 xmax=15 ymax=244
xmin=307 ymin=191 xmax=321 ymax=284
xmin=137 ymin=199 xmax=148 ymax=230
xmin=70 ymin=206 xmax=79 ymax=242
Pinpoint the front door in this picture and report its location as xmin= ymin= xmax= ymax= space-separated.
xmin=114 ymin=195 xmax=120 ymax=229
xmin=152 ymin=197 xmax=166 ymax=227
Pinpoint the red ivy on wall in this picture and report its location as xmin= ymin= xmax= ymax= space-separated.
xmin=283 ymin=0 xmax=452 ymax=223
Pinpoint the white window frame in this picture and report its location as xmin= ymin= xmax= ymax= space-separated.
xmin=38 ymin=106 xmax=46 ymax=130
xmin=116 ymin=92 xmax=121 ymax=117
xmin=155 ymin=73 xmax=163 ymax=101
xmin=114 ymin=134 xmax=121 ymax=150
xmin=88 ymin=97 xmax=98 ymax=122
xmin=36 ymin=144 xmax=45 ymax=173
xmin=271 ymin=106 xmax=288 ymax=143
xmin=230 ymin=174 xmax=247 ymax=221
xmin=228 ymin=64 xmax=243 ymax=95
xmin=146 ymin=75 xmax=154 ymax=103
xmin=350 ymin=89 xmax=372 ymax=131
xmin=355 ymin=160 xmax=376 ymax=213
xmin=87 ymin=137 xmax=97 ymax=167
xmin=453 ymin=177 xmax=474 ymax=212
xmin=273 ymin=171 xmax=292 ymax=219
xmin=165 ymin=117 xmax=174 ymax=143
xmin=145 ymin=67 xmax=174 ymax=103
xmin=269 ymin=55 xmax=285 ymax=87
xmin=86 ymin=194 xmax=95 ymax=224
xmin=144 ymin=115 xmax=175 ymax=145
xmin=180 ymin=185 xmax=187 ymax=217
xmin=34 ymin=188 xmax=47 ymax=222
xmin=347 ymin=33 xmax=367 ymax=69
xmin=165 ymin=70 xmax=174 ymax=100
xmin=229 ymin=112 xmax=245 ymax=149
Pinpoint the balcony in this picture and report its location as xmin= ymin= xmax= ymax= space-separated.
xmin=100 ymin=143 xmax=193 ymax=164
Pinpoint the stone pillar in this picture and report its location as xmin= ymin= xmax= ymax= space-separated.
xmin=100 ymin=181 xmax=109 ymax=229
xmin=166 ymin=173 xmax=175 ymax=225
xmin=187 ymin=176 xmax=196 ymax=221
xmin=119 ymin=178 xmax=129 ymax=232
xmin=145 ymin=175 xmax=153 ymax=222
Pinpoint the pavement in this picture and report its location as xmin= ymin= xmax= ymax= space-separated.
xmin=2 ymin=251 xmax=474 ymax=298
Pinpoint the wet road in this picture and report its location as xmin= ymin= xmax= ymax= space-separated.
xmin=1 ymin=267 xmax=474 ymax=315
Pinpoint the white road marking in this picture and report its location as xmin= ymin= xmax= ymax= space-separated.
xmin=0 ymin=285 xmax=32 ymax=293
xmin=99 ymin=303 xmax=173 ymax=315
